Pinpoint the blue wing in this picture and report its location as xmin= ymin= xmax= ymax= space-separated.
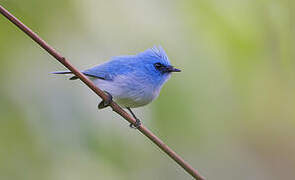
xmin=52 ymin=54 xmax=141 ymax=80
xmin=82 ymin=55 xmax=137 ymax=81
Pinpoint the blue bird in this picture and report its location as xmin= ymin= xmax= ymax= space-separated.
xmin=52 ymin=46 xmax=181 ymax=128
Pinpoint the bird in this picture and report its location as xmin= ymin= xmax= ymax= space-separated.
xmin=52 ymin=46 xmax=181 ymax=128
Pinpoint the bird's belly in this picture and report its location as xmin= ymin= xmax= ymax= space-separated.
xmin=113 ymin=82 xmax=156 ymax=108
xmin=114 ymin=97 xmax=151 ymax=108
xmin=92 ymin=77 xmax=157 ymax=108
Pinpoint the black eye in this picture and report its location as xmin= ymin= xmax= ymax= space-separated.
xmin=154 ymin=63 xmax=163 ymax=70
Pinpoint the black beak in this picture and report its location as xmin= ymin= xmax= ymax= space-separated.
xmin=167 ymin=65 xmax=181 ymax=72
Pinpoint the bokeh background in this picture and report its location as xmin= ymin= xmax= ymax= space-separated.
xmin=1 ymin=0 xmax=295 ymax=179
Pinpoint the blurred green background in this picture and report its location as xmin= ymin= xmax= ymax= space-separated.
xmin=1 ymin=0 xmax=295 ymax=179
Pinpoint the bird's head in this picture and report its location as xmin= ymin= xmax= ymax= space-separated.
xmin=136 ymin=46 xmax=181 ymax=78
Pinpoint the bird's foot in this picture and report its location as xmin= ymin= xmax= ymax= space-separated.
xmin=126 ymin=107 xmax=142 ymax=129
xmin=98 ymin=91 xmax=113 ymax=109
xmin=129 ymin=118 xmax=141 ymax=129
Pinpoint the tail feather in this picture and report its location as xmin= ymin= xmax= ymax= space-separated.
xmin=51 ymin=71 xmax=72 ymax=74
xmin=69 ymin=76 xmax=79 ymax=80
xmin=51 ymin=71 xmax=78 ymax=80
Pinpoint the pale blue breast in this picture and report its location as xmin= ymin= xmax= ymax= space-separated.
xmin=91 ymin=72 xmax=170 ymax=108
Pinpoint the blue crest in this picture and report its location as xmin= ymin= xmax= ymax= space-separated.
xmin=137 ymin=46 xmax=171 ymax=65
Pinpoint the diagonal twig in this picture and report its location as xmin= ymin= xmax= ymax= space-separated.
xmin=0 ymin=5 xmax=205 ymax=180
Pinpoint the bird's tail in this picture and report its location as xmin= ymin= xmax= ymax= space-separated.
xmin=51 ymin=71 xmax=78 ymax=80
xmin=51 ymin=71 xmax=72 ymax=74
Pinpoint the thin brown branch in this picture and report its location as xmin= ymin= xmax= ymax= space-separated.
xmin=0 ymin=5 xmax=205 ymax=180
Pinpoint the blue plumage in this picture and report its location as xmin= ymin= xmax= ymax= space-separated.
xmin=52 ymin=46 xmax=180 ymax=109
